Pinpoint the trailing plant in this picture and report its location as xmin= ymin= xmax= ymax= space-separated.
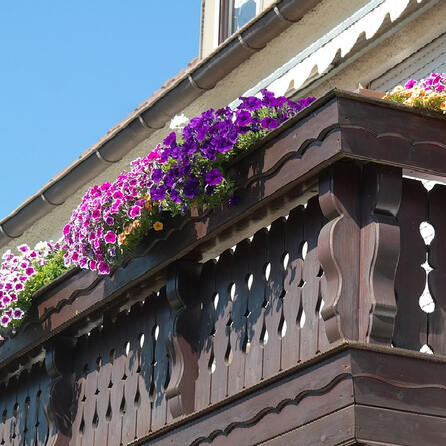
xmin=384 ymin=72 xmax=446 ymax=113
xmin=0 ymin=90 xmax=316 ymax=331
xmin=62 ymin=90 xmax=316 ymax=274
xmin=0 ymin=241 xmax=69 ymax=331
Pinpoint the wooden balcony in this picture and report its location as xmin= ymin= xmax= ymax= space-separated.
xmin=1 ymin=90 xmax=446 ymax=445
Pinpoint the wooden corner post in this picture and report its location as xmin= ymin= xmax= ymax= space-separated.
xmin=318 ymin=162 xmax=401 ymax=345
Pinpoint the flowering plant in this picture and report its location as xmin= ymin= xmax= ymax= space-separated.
xmin=384 ymin=73 xmax=446 ymax=113
xmin=0 ymin=241 xmax=68 ymax=330
xmin=63 ymin=90 xmax=316 ymax=274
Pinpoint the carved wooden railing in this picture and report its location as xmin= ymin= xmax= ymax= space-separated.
xmin=1 ymin=90 xmax=446 ymax=446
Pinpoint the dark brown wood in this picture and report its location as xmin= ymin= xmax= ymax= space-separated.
xmin=6 ymin=90 xmax=446 ymax=372
xmin=281 ymin=205 xmax=305 ymax=369
xmin=165 ymin=261 xmax=201 ymax=418
xmin=245 ymin=228 xmax=268 ymax=388
xmin=3 ymin=91 xmax=446 ymax=446
xmin=263 ymin=217 xmax=286 ymax=379
xmin=194 ymin=260 xmax=216 ymax=412
xmin=227 ymin=239 xmax=250 ymax=396
xmin=355 ymin=405 xmax=446 ymax=446
xmin=138 ymin=351 xmax=354 ymax=446
xmin=393 ymin=178 xmax=428 ymax=351
xmin=359 ymin=164 xmax=401 ymax=344
xmin=318 ymin=162 xmax=361 ymax=343
xmin=44 ymin=336 xmax=75 ymax=445
xmin=428 ymin=184 xmax=446 ymax=355
xmin=259 ymin=406 xmax=355 ymax=446
xmin=301 ymin=197 xmax=326 ymax=359
xmin=0 ymin=364 xmax=50 ymax=446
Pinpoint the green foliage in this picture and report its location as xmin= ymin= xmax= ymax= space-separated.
xmin=9 ymin=250 xmax=71 ymax=329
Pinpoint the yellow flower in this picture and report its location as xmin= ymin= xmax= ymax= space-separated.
xmin=118 ymin=233 xmax=127 ymax=246
xmin=153 ymin=221 xmax=163 ymax=231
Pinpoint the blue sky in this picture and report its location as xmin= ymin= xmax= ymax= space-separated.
xmin=0 ymin=1 xmax=201 ymax=219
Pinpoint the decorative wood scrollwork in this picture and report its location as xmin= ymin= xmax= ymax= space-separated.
xmin=318 ymin=162 xmax=361 ymax=342
xmin=360 ymin=164 xmax=401 ymax=344
xmin=318 ymin=162 xmax=402 ymax=345
xmin=165 ymin=260 xmax=202 ymax=418
xmin=44 ymin=336 xmax=75 ymax=445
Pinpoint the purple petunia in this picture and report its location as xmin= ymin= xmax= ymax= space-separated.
xmin=261 ymin=116 xmax=280 ymax=130
xmin=62 ymin=89 xmax=315 ymax=277
xmin=205 ymin=169 xmax=223 ymax=186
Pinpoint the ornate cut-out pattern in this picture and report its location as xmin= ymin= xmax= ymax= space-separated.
xmin=0 ymin=363 xmax=51 ymax=446
xmin=394 ymin=179 xmax=446 ymax=355
xmin=194 ymin=197 xmax=328 ymax=410
xmin=70 ymin=290 xmax=172 ymax=446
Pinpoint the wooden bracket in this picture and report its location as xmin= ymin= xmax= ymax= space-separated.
xmin=165 ymin=260 xmax=202 ymax=418
xmin=318 ymin=162 xmax=361 ymax=342
xmin=360 ymin=164 xmax=401 ymax=344
xmin=44 ymin=336 xmax=76 ymax=445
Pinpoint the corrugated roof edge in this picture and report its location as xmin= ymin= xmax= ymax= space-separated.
xmin=0 ymin=0 xmax=322 ymax=246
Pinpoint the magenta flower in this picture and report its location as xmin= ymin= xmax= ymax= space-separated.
xmin=128 ymin=205 xmax=142 ymax=219
xmin=404 ymin=79 xmax=417 ymax=89
xmin=25 ymin=267 xmax=35 ymax=276
xmin=105 ymin=231 xmax=117 ymax=244
xmin=98 ymin=261 xmax=110 ymax=275
xmin=12 ymin=308 xmax=23 ymax=319
xmin=1 ymin=314 xmax=11 ymax=328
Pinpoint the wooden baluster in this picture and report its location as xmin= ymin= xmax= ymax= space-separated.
xmin=301 ymin=197 xmax=325 ymax=359
xmin=0 ymin=384 xmax=4 ymax=445
xmin=151 ymin=293 xmax=171 ymax=430
xmin=282 ymin=206 xmax=305 ymax=369
xmin=108 ymin=313 xmax=128 ymax=446
xmin=1 ymin=382 xmax=15 ymax=446
xmin=263 ymin=218 xmax=286 ymax=378
xmin=94 ymin=322 xmax=114 ymax=446
xmin=120 ymin=309 xmax=137 ymax=444
xmin=23 ymin=373 xmax=36 ymax=446
xmin=211 ymin=250 xmax=233 ymax=403
xmin=227 ymin=239 xmax=250 ymax=395
xmin=194 ymin=261 xmax=216 ymax=411
xmin=136 ymin=299 xmax=155 ymax=438
xmin=428 ymin=184 xmax=446 ymax=354
xmin=36 ymin=365 xmax=50 ymax=446
xmin=394 ymin=179 xmax=428 ymax=350
xmin=245 ymin=228 xmax=268 ymax=387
